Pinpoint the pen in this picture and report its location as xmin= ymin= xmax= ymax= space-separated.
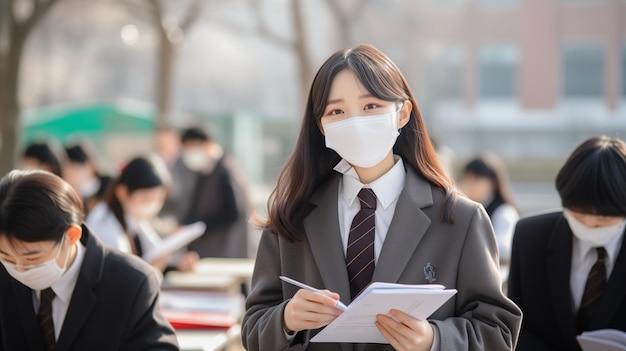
xmin=279 ymin=275 xmax=347 ymax=311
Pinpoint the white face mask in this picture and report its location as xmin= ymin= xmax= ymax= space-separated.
xmin=324 ymin=111 xmax=400 ymax=168
xmin=127 ymin=202 xmax=162 ymax=221
xmin=564 ymin=211 xmax=626 ymax=247
xmin=182 ymin=149 xmax=209 ymax=172
xmin=0 ymin=235 xmax=71 ymax=291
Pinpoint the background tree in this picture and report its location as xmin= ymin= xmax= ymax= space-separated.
xmin=146 ymin=0 xmax=203 ymax=128
xmin=0 ymin=0 xmax=61 ymax=176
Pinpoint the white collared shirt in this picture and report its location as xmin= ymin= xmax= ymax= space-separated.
xmin=334 ymin=156 xmax=406 ymax=262
xmin=570 ymin=220 xmax=626 ymax=311
xmin=33 ymin=241 xmax=85 ymax=340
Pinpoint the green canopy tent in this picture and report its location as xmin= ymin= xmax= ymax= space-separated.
xmin=22 ymin=101 xmax=156 ymax=143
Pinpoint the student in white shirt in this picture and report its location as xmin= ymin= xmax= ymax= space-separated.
xmin=87 ymin=155 xmax=197 ymax=272
xmin=460 ymin=153 xmax=519 ymax=264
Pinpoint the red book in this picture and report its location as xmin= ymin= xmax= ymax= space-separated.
xmin=159 ymin=290 xmax=244 ymax=330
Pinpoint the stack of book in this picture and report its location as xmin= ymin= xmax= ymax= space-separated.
xmin=159 ymin=289 xmax=245 ymax=330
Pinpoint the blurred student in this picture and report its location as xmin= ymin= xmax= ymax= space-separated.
xmin=0 ymin=169 xmax=178 ymax=350
xmin=508 ymin=135 xmax=626 ymax=351
xmin=169 ymin=126 xmax=250 ymax=258
xmin=155 ymin=126 xmax=182 ymax=168
xmin=21 ymin=141 xmax=64 ymax=177
xmin=242 ymin=45 xmax=521 ymax=351
xmin=63 ymin=143 xmax=112 ymax=213
xmin=86 ymin=156 xmax=197 ymax=272
xmin=460 ymin=153 xmax=519 ymax=264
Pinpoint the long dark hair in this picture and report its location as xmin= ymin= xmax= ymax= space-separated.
xmin=463 ymin=153 xmax=517 ymax=215
xmin=0 ymin=170 xmax=84 ymax=243
xmin=103 ymin=156 xmax=171 ymax=236
xmin=260 ymin=44 xmax=457 ymax=241
xmin=556 ymin=135 xmax=626 ymax=216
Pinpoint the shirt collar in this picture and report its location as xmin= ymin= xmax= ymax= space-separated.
xmin=50 ymin=241 xmax=85 ymax=304
xmin=333 ymin=156 xmax=406 ymax=210
xmin=573 ymin=220 xmax=626 ymax=264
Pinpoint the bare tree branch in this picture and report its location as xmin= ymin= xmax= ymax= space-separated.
xmin=250 ymin=0 xmax=293 ymax=49
xmin=180 ymin=0 xmax=203 ymax=32
xmin=119 ymin=0 xmax=160 ymax=24
xmin=22 ymin=0 xmax=60 ymax=36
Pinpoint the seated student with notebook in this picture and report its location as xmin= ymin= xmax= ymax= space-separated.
xmin=508 ymin=135 xmax=626 ymax=351
xmin=87 ymin=156 xmax=199 ymax=272
xmin=0 ymin=169 xmax=179 ymax=350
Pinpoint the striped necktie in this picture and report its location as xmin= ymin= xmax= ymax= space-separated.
xmin=576 ymin=247 xmax=607 ymax=334
xmin=346 ymin=188 xmax=377 ymax=300
xmin=38 ymin=287 xmax=56 ymax=351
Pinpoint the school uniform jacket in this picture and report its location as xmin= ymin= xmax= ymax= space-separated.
xmin=0 ymin=225 xmax=179 ymax=351
xmin=508 ymin=211 xmax=626 ymax=351
xmin=242 ymin=167 xmax=522 ymax=351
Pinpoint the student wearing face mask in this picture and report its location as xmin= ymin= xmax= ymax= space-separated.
xmin=459 ymin=153 xmax=519 ymax=265
xmin=168 ymin=126 xmax=250 ymax=258
xmin=0 ymin=169 xmax=178 ymax=350
xmin=63 ymin=143 xmax=112 ymax=214
xmin=242 ymin=45 xmax=521 ymax=351
xmin=86 ymin=156 xmax=197 ymax=272
xmin=508 ymin=135 xmax=626 ymax=351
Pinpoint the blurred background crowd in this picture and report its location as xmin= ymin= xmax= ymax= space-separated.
xmin=1 ymin=0 xmax=626 ymax=258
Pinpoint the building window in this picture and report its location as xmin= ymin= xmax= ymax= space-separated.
xmin=562 ymin=44 xmax=604 ymax=98
xmin=478 ymin=44 xmax=519 ymax=99
xmin=425 ymin=46 xmax=463 ymax=101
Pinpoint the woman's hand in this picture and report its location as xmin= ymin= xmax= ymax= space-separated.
xmin=176 ymin=251 xmax=199 ymax=272
xmin=283 ymin=289 xmax=343 ymax=333
xmin=376 ymin=310 xmax=434 ymax=351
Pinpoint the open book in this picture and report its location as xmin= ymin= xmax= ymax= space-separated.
xmin=141 ymin=221 xmax=206 ymax=263
xmin=311 ymin=282 xmax=457 ymax=343
xmin=577 ymin=329 xmax=626 ymax=351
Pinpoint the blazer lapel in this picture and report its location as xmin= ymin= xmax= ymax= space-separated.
xmin=12 ymin=280 xmax=45 ymax=351
xmin=373 ymin=168 xmax=433 ymax=283
xmin=591 ymin=228 xmax=626 ymax=329
xmin=304 ymin=175 xmax=352 ymax=309
xmin=546 ymin=217 xmax=577 ymax=348
xmin=55 ymin=226 xmax=102 ymax=351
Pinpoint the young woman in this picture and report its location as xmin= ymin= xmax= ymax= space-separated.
xmin=86 ymin=156 xmax=197 ymax=272
xmin=460 ymin=153 xmax=519 ymax=264
xmin=242 ymin=45 xmax=521 ymax=351
xmin=508 ymin=135 xmax=626 ymax=350
xmin=0 ymin=170 xmax=178 ymax=350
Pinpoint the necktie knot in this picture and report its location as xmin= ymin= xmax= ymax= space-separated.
xmin=596 ymin=247 xmax=607 ymax=262
xmin=41 ymin=288 xmax=55 ymax=303
xmin=357 ymin=188 xmax=377 ymax=210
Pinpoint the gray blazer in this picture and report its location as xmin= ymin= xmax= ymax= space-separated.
xmin=242 ymin=167 xmax=522 ymax=351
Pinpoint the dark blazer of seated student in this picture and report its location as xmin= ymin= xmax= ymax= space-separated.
xmin=0 ymin=170 xmax=178 ymax=351
xmin=508 ymin=136 xmax=626 ymax=351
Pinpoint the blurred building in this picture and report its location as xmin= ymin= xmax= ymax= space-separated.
xmin=405 ymin=0 xmax=626 ymax=159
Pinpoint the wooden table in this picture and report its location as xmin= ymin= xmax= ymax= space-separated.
xmin=177 ymin=324 xmax=241 ymax=351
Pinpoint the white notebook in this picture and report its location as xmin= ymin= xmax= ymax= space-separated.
xmin=311 ymin=282 xmax=457 ymax=344
xmin=577 ymin=329 xmax=626 ymax=351
xmin=142 ymin=221 xmax=206 ymax=263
